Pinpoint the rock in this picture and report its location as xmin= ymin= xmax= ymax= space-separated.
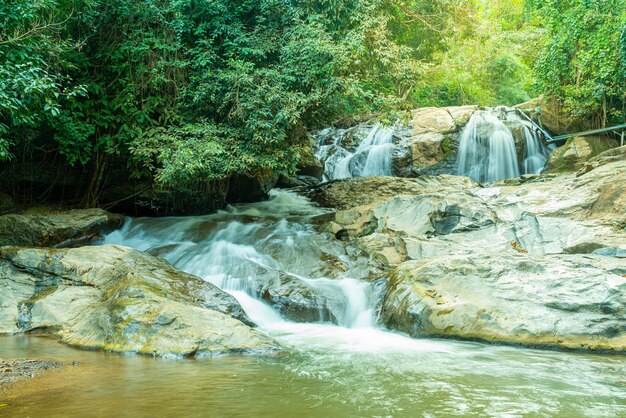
xmin=297 ymin=144 xmax=324 ymax=180
xmin=402 ymin=106 xmax=477 ymax=174
xmin=314 ymin=106 xmax=478 ymax=180
xmin=0 ymin=245 xmax=278 ymax=357
xmin=259 ymin=274 xmax=346 ymax=324
xmin=543 ymin=136 xmax=619 ymax=173
xmin=0 ymin=209 xmax=124 ymax=247
xmin=308 ymin=158 xmax=626 ymax=352
xmin=381 ymin=254 xmax=626 ymax=352
xmin=0 ymin=359 xmax=62 ymax=387
xmin=305 ymin=175 xmax=478 ymax=210
xmin=227 ymin=173 xmax=277 ymax=204
xmin=576 ymin=145 xmax=626 ymax=176
xmin=592 ymin=247 xmax=626 ymax=258
xmin=410 ymin=107 xmax=457 ymax=135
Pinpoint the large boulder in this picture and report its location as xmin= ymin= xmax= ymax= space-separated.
xmin=0 ymin=245 xmax=278 ymax=357
xmin=0 ymin=209 xmax=124 ymax=247
xmin=397 ymin=106 xmax=477 ymax=176
xmin=382 ymin=254 xmax=626 ymax=352
xmin=544 ymin=136 xmax=619 ymax=173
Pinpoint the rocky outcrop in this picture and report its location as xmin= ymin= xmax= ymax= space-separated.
xmin=313 ymin=106 xmax=479 ymax=180
xmin=382 ymin=254 xmax=625 ymax=352
xmin=544 ymin=136 xmax=619 ymax=173
xmin=398 ymin=106 xmax=477 ymax=176
xmin=0 ymin=209 xmax=124 ymax=247
xmin=0 ymin=245 xmax=278 ymax=357
xmin=305 ymin=175 xmax=477 ymax=210
xmin=314 ymin=157 xmax=626 ymax=351
xmin=576 ymin=145 xmax=626 ymax=176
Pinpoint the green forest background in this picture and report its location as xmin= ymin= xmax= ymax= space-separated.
xmin=1 ymin=0 xmax=625 ymax=208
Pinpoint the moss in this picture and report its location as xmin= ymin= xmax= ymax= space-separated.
xmin=440 ymin=136 xmax=454 ymax=157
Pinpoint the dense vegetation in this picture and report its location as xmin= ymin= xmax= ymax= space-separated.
xmin=0 ymin=0 xmax=624 ymax=208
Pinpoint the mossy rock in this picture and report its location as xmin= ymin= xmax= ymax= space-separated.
xmin=544 ymin=136 xmax=619 ymax=173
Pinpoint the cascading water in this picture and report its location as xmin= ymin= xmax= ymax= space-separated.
xmin=103 ymin=190 xmax=399 ymax=347
xmin=457 ymin=108 xmax=549 ymax=182
xmin=315 ymin=122 xmax=395 ymax=180
xmin=520 ymin=120 xmax=550 ymax=174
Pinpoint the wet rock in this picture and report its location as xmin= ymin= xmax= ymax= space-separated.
xmin=259 ymin=274 xmax=346 ymax=324
xmin=382 ymin=254 xmax=626 ymax=352
xmin=592 ymin=247 xmax=626 ymax=258
xmin=0 ymin=245 xmax=278 ymax=357
xmin=0 ymin=209 xmax=124 ymax=247
xmin=399 ymin=106 xmax=477 ymax=175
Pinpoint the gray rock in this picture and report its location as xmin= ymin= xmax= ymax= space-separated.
xmin=382 ymin=254 xmax=626 ymax=352
xmin=592 ymin=247 xmax=626 ymax=258
xmin=259 ymin=274 xmax=346 ymax=324
xmin=0 ymin=209 xmax=124 ymax=247
xmin=0 ymin=245 xmax=278 ymax=357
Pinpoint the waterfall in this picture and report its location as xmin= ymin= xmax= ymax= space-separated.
xmin=456 ymin=108 xmax=549 ymax=182
xmin=315 ymin=122 xmax=394 ymax=180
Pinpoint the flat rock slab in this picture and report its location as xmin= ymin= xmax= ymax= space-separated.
xmin=0 ymin=245 xmax=279 ymax=357
xmin=382 ymin=253 xmax=626 ymax=352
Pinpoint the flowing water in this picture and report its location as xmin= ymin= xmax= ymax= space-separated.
xmin=2 ymin=191 xmax=625 ymax=417
xmin=457 ymin=108 xmax=549 ymax=182
xmin=315 ymin=123 xmax=395 ymax=180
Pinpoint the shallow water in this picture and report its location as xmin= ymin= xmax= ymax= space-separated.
xmin=2 ymin=191 xmax=625 ymax=417
xmin=1 ymin=334 xmax=625 ymax=417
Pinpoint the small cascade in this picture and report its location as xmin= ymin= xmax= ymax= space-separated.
xmin=521 ymin=123 xmax=550 ymax=174
xmin=315 ymin=122 xmax=394 ymax=180
xmin=103 ymin=190 xmax=378 ymax=332
xmin=457 ymin=108 xmax=549 ymax=182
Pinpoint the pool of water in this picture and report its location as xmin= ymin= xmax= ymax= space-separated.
xmin=1 ymin=334 xmax=625 ymax=417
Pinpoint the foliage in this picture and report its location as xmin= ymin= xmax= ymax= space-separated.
xmin=2 ymin=0 xmax=620 ymax=204
xmin=529 ymin=0 xmax=626 ymax=126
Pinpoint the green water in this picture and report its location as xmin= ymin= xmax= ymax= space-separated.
xmin=1 ymin=334 xmax=625 ymax=417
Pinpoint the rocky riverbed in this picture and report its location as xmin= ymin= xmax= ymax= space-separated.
xmin=310 ymin=145 xmax=626 ymax=352
xmin=0 ymin=359 xmax=62 ymax=389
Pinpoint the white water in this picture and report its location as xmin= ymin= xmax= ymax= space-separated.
xmin=103 ymin=190 xmax=445 ymax=353
xmin=457 ymin=108 xmax=549 ymax=182
xmin=315 ymin=122 xmax=395 ymax=180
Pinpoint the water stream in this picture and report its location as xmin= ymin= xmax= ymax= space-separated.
xmin=2 ymin=191 xmax=625 ymax=417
